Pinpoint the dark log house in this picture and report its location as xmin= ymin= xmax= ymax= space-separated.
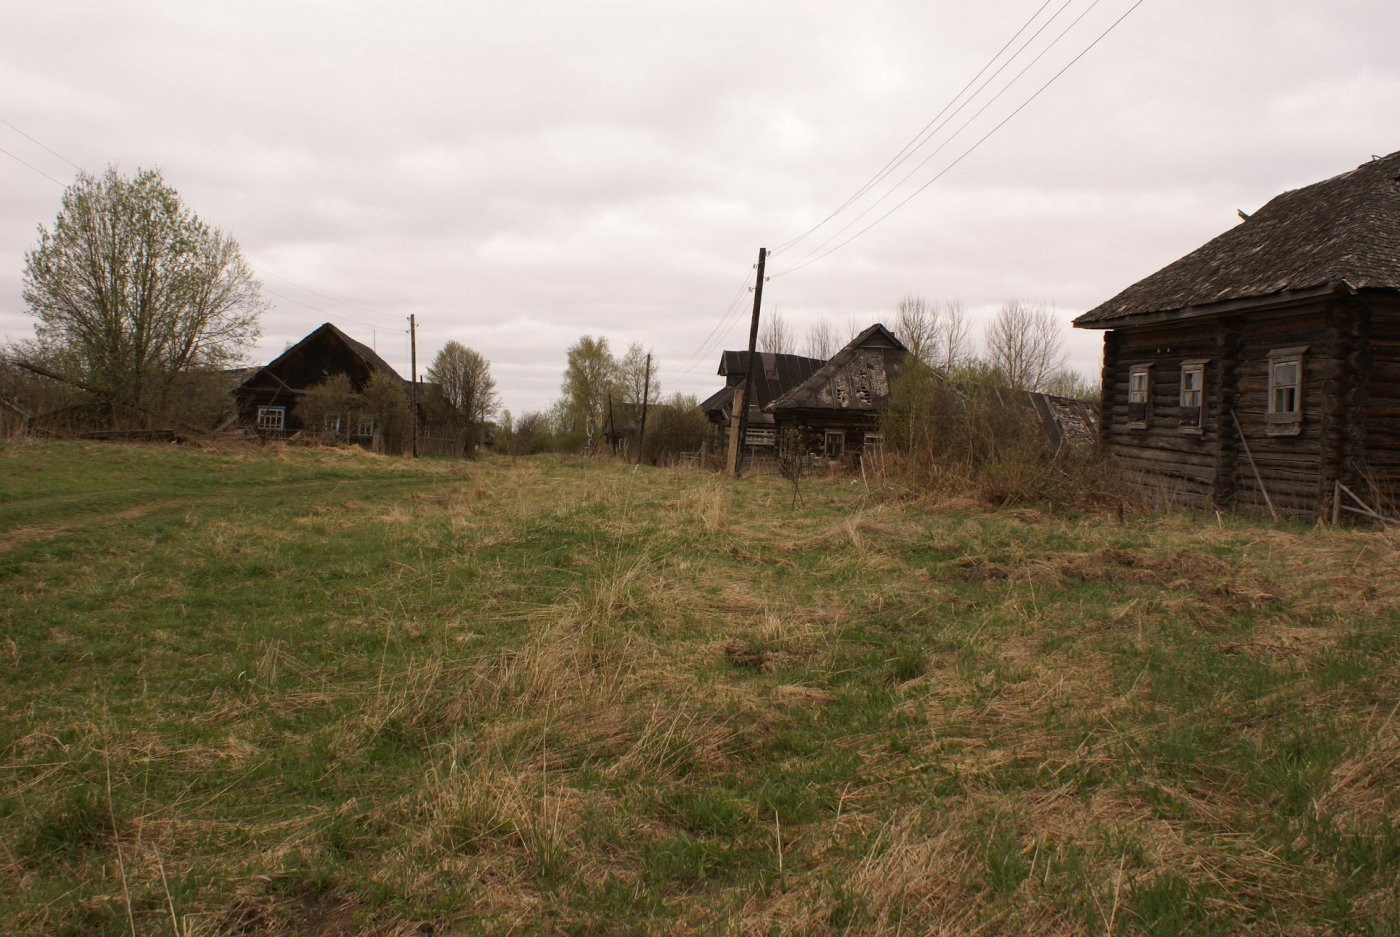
xmin=1074 ymin=150 xmax=1400 ymax=520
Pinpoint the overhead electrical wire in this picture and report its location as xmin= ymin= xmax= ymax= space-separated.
xmin=1 ymin=115 xmax=403 ymax=332
xmin=248 ymin=264 xmax=401 ymax=323
xmin=776 ymin=0 xmax=1111 ymax=276
xmin=675 ymin=268 xmax=758 ymax=374
xmin=0 ymin=144 xmax=66 ymax=186
xmin=770 ymin=0 xmax=1059 ymax=258
xmin=770 ymin=0 xmax=1147 ymax=281
xmin=0 ymin=117 xmax=84 ymax=172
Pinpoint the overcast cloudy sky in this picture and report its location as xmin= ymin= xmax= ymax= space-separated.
xmin=3 ymin=1 xmax=1398 ymax=414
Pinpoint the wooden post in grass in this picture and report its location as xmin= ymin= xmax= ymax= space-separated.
xmin=729 ymin=247 xmax=767 ymax=477
xmin=637 ymin=352 xmax=651 ymax=466
xmin=409 ymin=313 xmax=419 ymax=458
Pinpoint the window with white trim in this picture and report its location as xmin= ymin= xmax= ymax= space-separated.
xmin=1127 ymin=365 xmax=1151 ymax=427
xmin=256 ymin=406 xmax=285 ymax=432
xmin=323 ymin=412 xmax=342 ymax=435
xmin=356 ymin=414 xmax=377 ymax=437
xmin=824 ymin=430 xmax=844 ymax=460
xmin=1267 ymin=347 xmax=1305 ymax=436
xmin=1179 ymin=360 xmax=1205 ymax=433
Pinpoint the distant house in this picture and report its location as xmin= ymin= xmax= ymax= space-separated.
xmin=700 ymin=350 xmax=825 ymax=456
xmin=765 ymin=324 xmax=908 ymax=463
xmin=1073 ymin=150 xmax=1400 ymax=521
xmin=233 ymin=323 xmax=411 ymax=443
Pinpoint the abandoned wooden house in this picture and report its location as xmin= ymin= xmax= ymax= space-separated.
xmin=1074 ymin=149 xmax=1400 ymax=521
xmin=700 ymin=349 xmax=825 ymax=458
xmin=765 ymin=324 xmax=908 ymax=463
xmin=233 ymin=322 xmax=411 ymax=443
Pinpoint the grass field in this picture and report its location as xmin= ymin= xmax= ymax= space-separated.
xmin=1 ymin=440 xmax=1397 ymax=935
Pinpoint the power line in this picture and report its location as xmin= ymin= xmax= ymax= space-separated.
xmin=0 ymin=144 xmax=65 ymax=186
xmin=248 ymin=263 xmax=401 ymax=323
xmin=260 ymin=285 xmax=394 ymax=336
xmin=0 ymin=117 xmax=85 ymax=172
xmin=778 ymin=0 xmax=1106 ymax=274
xmin=771 ymin=0 xmax=1146 ymax=280
xmin=0 ymin=114 xmax=402 ymax=326
xmin=676 ymin=268 xmax=758 ymax=374
xmin=771 ymin=0 xmax=1059 ymax=257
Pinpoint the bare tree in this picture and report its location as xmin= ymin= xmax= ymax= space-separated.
xmin=804 ymin=318 xmax=839 ymax=360
xmin=759 ymin=310 xmax=794 ymax=355
xmin=617 ymin=341 xmax=658 ymax=412
xmin=894 ymin=294 xmax=939 ymax=366
xmin=427 ymin=341 xmax=498 ymax=426
xmin=983 ymin=301 xmax=1066 ymax=392
xmin=933 ymin=300 xmax=972 ymax=372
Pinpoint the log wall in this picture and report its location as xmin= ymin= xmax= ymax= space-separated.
xmin=1097 ymin=297 xmax=1374 ymax=520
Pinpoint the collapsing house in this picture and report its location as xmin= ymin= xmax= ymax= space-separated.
xmin=699 ymin=350 xmax=825 ymax=458
xmin=1074 ymin=149 xmax=1400 ymax=521
xmin=765 ymin=324 xmax=908 ymax=462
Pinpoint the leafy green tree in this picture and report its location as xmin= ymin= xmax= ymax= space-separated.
xmin=561 ymin=335 xmax=619 ymax=453
xmin=361 ymin=371 xmax=412 ymax=454
xmin=22 ymin=166 xmax=265 ymax=426
xmin=295 ymin=374 xmax=356 ymax=438
xmin=640 ymin=393 xmax=706 ymax=465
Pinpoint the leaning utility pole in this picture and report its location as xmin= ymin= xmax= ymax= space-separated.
xmin=408 ymin=313 xmax=419 ymax=457
xmin=727 ymin=247 xmax=767 ymax=477
xmin=637 ymin=352 xmax=652 ymax=466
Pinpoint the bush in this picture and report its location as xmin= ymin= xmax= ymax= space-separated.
xmin=879 ymin=359 xmax=1119 ymax=509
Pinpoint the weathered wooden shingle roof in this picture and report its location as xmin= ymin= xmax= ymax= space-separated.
xmin=700 ymin=351 xmax=825 ymax=417
xmin=1075 ymin=149 xmax=1400 ymax=327
xmin=766 ymin=324 xmax=907 ymax=413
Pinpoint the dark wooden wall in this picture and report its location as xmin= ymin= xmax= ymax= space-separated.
xmin=1100 ymin=320 xmax=1222 ymax=509
xmin=1358 ymin=294 xmax=1400 ymax=504
xmin=1097 ymin=297 xmax=1380 ymax=520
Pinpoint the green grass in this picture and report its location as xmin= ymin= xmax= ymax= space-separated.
xmin=2 ymin=439 xmax=1398 ymax=935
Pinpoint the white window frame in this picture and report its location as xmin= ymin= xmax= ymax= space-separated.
xmin=256 ymin=406 xmax=286 ymax=432
xmin=323 ymin=412 xmax=342 ymax=435
xmin=1266 ymin=346 xmax=1306 ymax=437
xmin=356 ymin=414 xmax=377 ymax=437
xmin=1179 ymin=360 xmax=1206 ymax=434
xmin=1127 ymin=364 xmax=1151 ymax=428
xmin=824 ymin=430 xmax=844 ymax=460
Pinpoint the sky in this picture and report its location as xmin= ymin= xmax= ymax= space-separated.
xmin=3 ymin=1 xmax=1399 ymax=416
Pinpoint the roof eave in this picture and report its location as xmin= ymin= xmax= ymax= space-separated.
xmin=1073 ymin=281 xmax=1356 ymax=330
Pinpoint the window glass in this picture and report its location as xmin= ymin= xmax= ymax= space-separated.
xmin=1128 ymin=365 xmax=1151 ymax=425
xmin=256 ymin=406 xmax=285 ymax=431
xmin=1270 ymin=359 xmax=1300 ymax=414
xmin=1179 ymin=362 xmax=1204 ymax=430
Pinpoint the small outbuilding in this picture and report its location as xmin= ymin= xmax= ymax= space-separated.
xmin=1074 ymin=150 xmax=1400 ymax=520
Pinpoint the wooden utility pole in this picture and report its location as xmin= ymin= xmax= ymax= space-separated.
xmin=606 ymin=394 xmax=616 ymax=453
xmin=637 ymin=352 xmax=652 ymax=465
xmin=409 ymin=313 xmax=419 ymax=457
xmin=727 ymin=247 xmax=768 ymax=477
